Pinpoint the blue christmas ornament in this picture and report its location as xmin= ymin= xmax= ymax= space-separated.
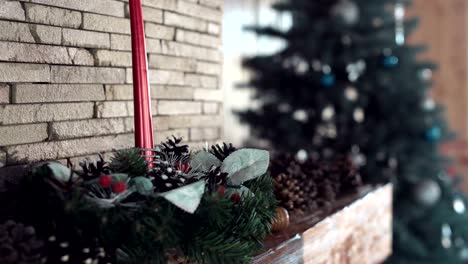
xmin=321 ymin=73 xmax=336 ymax=88
xmin=382 ymin=55 xmax=399 ymax=68
xmin=426 ymin=126 xmax=442 ymax=142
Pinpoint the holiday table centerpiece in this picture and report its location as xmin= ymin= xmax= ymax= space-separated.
xmin=0 ymin=138 xmax=277 ymax=263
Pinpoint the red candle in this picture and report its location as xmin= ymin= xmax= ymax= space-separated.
xmin=129 ymin=0 xmax=154 ymax=163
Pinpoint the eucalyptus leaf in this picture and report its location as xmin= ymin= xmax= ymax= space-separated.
xmin=191 ymin=151 xmax=221 ymax=172
xmin=221 ymin=149 xmax=270 ymax=185
xmin=130 ymin=177 xmax=154 ymax=195
xmin=159 ymin=180 xmax=205 ymax=213
xmin=46 ymin=162 xmax=75 ymax=182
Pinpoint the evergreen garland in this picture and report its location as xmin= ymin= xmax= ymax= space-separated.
xmin=1 ymin=138 xmax=276 ymax=264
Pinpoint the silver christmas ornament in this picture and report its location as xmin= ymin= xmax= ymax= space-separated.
xmin=311 ymin=60 xmax=322 ymax=71
xmin=322 ymin=65 xmax=332 ymax=74
xmin=353 ymin=108 xmax=365 ymax=123
xmin=293 ymin=109 xmax=308 ymax=122
xmin=413 ymin=179 xmax=441 ymax=206
xmin=331 ymin=0 xmax=360 ymax=26
xmin=345 ymin=86 xmax=359 ymax=101
xmin=460 ymin=248 xmax=468 ymax=260
xmin=420 ymin=68 xmax=433 ymax=81
xmin=295 ymin=60 xmax=309 ymax=74
xmin=342 ymin=35 xmax=352 ymax=45
xmin=295 ymin=149 xmax=308 ymax=162
xmin=453 ymin=197 xmax=466 ymax=214
xmin=441 ymin=223 xmax=453 ymax=249
xmin=352 ymin=153 xmax=367 ymax=167
xmin=346 ymin=60 xmax=366 ymax=82
xmin=321 ymin=105 xmax=335 ymax=121
xmin=278 ymin=103 xmax=292 ymax=113
xmin=423 ymin=98 xmax=436 ymax=111
xmin=394 ymin=3 xmax=406 ymax=45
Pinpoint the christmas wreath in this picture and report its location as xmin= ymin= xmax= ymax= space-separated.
xmin=0 ymin=138 xmax=276 ymax=264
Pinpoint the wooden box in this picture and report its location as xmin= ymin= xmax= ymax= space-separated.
xmin=255 ymin=184 xmax=393 ymax=264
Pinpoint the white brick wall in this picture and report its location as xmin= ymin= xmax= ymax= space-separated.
xmin=0 ymin=0 xmax=224 ymax=168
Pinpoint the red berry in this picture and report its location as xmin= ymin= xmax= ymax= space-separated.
xmin=112 ymin=180 xmax=127 ymax=194
xmin=230 ymin=193 xmax=241 ymax=204
xmin=217 ymin=186 xmax=226 ymax=197
xmin=98 ymin=175 xmax=112 ymax=188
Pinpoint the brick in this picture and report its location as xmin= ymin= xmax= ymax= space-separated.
xmin=164 ymin=12 xmax=207 ymax=32
xmin=161 ymin=41 xmax=221 ymax=62
xmin=0 ymin=84 xmax=9 ymax=104
xmin=32 ymin=24 xmax=62 ymax=45
xmin=1 ymin=103 xmax=94 ymax=125
xmin=0 ymin=151 xmax=5 ymax=168
xmin=51 ymin=66 xmax=125 ymax=84
xmin=67 ymin=48 xmax=95 ymax=65
xmin=143 ymin=0 xmax=177 ymax=11
xmin=145 ymin=23 xmax=175 ymax=40
xmin=25 ymin=3 xmax=81 ymax=28
xmin=143 ymin=7 xmax=163 ymax=23
xmin=0 ymin=1 xmax=26 ymax=21
xmin=152 ymin=86 xmax=193 ymax=100
xmin=127 ymin=69 xmax=185 ymax=85
xmin=196 ymin=61 xmax=221 ymax=75
xmin=6 ymin=134 xmax=134 ymax=163
xmin=203 ymin=102 xmax=219 ymax=114
xmin=148 ymin=54 xmax=196 ymax=72
xmin=150 ymin=70 xmax=185 ymax=85
xmin=147 ymin=38 xmax=162 ymax=53
xmin=83 ymin=13 xmax=130 ymax=34
xmin=166 ymin=114 xmax=222 ymax=128
xmin=110 ymin=34 xmax=131 ymax=51
xmin=200 ymin=0 xmax=223 ymax=9
xmin=194 ymin=88 xmax=223 ymax=101
xmin=0 ymin=41 xmax=94 ymax=65
xmin=51 ymin=118 xmax=133 ymax=139
xmin=96 ymin=101 xmax=134 ymax=118
xmin=154 ymin=129 xmax=189 ymax=144
xmin=0 ymin=63 xmax=50 ymax=83
xmin=30 ymin=0 xmax=125 ymax=17
xmin=190 ymin=127 xmax=219 ymax=141
xmin=177 ymin=1 xmax=222 ymax=22
xmin=0 ymin=124 xmax=48 ymax=146
xmin=63 ymin=28 xmax=110 ymax=48
xmin=13 ymin=84 xmax=105 ymax=103
xmin=184 ymin=74 xmax=218 ymax=89
xmin=207 ymin=23 xmax=220 ymax=35
xmin=0 ymin=21 xmax=34 ymax=43
xmin=157 ymin=100 xmax=202 ymax=115
xmin=176 ymin=29 xmax=220 ymax=48
xmin=105 ymin=85 xmax=133 ymax=100
xmin=95 ymin=50 xmax=132 ymax=67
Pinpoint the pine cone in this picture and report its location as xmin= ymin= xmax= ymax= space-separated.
xmin=270 ymin=153 xmax=362 ymax=214
xmin=204 ymin=166 xmax=228 ymax=193
xmin=150 ymin=163 xmax=189 ymax=192
xmin=160 ymin=136 xmax=190 ymax=159
xmin=0 ymin=220 xmax=44 ymax=264
xmin=271 ymin=154 xmax=322 ymax=213
xmin=80 ymin=154 xmax=111 ymax=180
xmin=210 ymin=143 xmax=237 ymax=161
xmin=325 ymin=156 xmax=362 ymax=194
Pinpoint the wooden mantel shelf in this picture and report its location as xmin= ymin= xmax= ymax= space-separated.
xmin=254 ymin=184 xmax=393 ymax=264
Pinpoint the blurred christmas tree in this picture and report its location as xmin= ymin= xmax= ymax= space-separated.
xmin=239 ymin=0 xmax=468 ymax=262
